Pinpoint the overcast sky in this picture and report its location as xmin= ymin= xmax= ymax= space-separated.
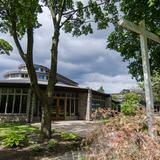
xmin=0 ymin=5 xmax=137 ymax=93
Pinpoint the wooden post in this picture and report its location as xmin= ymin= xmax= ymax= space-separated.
xmin=118 ymin=19 xmax=160 ymax=137
xmin=139 ymin=21 xmax=155 ymax=137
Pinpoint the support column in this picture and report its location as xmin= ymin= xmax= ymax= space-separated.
xmin=86 ymin=89 xmax=92 ymax=121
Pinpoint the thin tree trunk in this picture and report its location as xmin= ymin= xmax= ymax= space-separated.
xmin=41 ymin=99 xmax=52 ymax=138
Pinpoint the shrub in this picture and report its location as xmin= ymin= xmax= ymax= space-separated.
xmin=47 ymin=139 xmax=58 ymax=150
xmin=124 ymin=92 xmax=141 ymax=104
xmin=3 ymin=132 xmax=28 ymax=147
xmin=121 ymin=92 xmax=140 ymax=116
xmin=121 ymin=103 xmax=136 ymax=116
xmin=60 ymin=132 xmax=78 ymax=141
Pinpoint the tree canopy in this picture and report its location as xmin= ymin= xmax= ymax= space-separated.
xmin=97 ymin=86 xmax=105 ymax=93
xmin=107 ymin=0 xmax=160 ymax=81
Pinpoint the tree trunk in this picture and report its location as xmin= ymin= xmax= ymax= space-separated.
xmin=41 ymin=99 xmax=52 ymax=138
xmin=40 ymin=28 xmax=60 ymax=138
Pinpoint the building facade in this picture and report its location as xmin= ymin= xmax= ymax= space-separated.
xmin=0 ymin=64 xmax=111 ymax=122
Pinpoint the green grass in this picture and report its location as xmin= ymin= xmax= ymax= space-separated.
xmin=60 ymin=132 xmax=79 ymax=141
xmin=0 ymin=123 xmax=39 ymax=142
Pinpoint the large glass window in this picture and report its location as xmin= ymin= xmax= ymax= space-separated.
xmin=14 ymin=95 xmax=20 ymax=113
xmin=7 ymin=95 xmax=14 ymax=113
xmin=0 ymin=88 xmax=29 ymax=114
xmin=0 ymin=95 xmax=6 ymax=113
xmin=21 ymin=95 xmax=27 ymax=113
xmin=66 ymin=93 xmax=78 ymax=116
xmin=92 ymin=94 xmax=106 ymax=109
xmin=71 ymin=99 xmax=75 ymax=115
xmin=38 ymin=74 xmax=45 ymax=80
xmin=67 ymin=99 xmax=70 ymax=116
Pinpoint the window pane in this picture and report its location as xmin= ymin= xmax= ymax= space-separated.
xmin=22 ymin=88 xmax=28 ymax=94
xmin=75 ymin=99 xmax=78 ymax=115
xmin=7 ymin=95 xmax=14 ymax=113
xmin=16 ymin=88 xmax=21 ymax=93
xmin=14 ymin=95 xmax=20 ymax=113
xmin=21 ymin=95 xmax=27 ymax=113
xmin=2 ymin=88 xmax=7 ymax=94
xmin=52 ymin=98 xmax=57 ymax=113
xmin=71 ymin=99 xmax=74 ymax=115
xmin=0 ymin=95 xmax=6 ymax=113
xmin=67 ymin=99 xmax=70 ymax=116
xmin=8 ymin=88 xmax=14 ymax=94
xmin=59 ymin=99 xmax=65 ymax=113
xmin=38 ymin=74 xmax=45 ymax=80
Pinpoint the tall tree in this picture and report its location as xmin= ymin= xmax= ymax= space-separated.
xmin=42 ymin=0 xmax=118 ymax=138
xmin=0 ymin=0 xmax=118 ymax=138
xmin=107 ymin=0 xmax=160 ymax=81
xmin=97 ymin=86 xmax=105 ymax=93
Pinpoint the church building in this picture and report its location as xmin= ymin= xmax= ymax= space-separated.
xmin=0 ymin=64 xmax=111 ymax=122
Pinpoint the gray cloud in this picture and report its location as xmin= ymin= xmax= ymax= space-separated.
xmin=0 ymin=5 xmax=137 ymax=93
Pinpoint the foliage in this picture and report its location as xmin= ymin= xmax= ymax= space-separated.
xmin=97 ymin=86 xmax=105 ymax=93
xmin=47 ymin=139 xmax=58 ymax=150
xmin=0 ymin=0 xmax=42 ymax=37
xmin=60 ymin=132 xmax=78 ymax=141
xmin=2 ymin=132 xmax=28 ymax=147
xmin=148 ymin=0 xmax=159 ymax=6
xmin=107 ymin=0 xmax=160 ymax=81
xmin=0 ymin=123 xmax=39 ymax=143
xmin=139 ymin=71 xmax=160 ymax=102
xmin=121 ymin=103 xmax=136 ymax=116
xmin=121 ymin=92 xmax=140 ymax=115
xmin=152 ymin=71 xmax=160 ymax=102
xmin=0 ymin=39 xmax=13 ymax=55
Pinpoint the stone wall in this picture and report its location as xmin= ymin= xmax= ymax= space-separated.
xmin=106 ymin=96 xmax=112 ymax=108
xmin=78 ymin=93 xmax=88 ymax=120
xmin=0 ymin=114 xmax=28 ymax=123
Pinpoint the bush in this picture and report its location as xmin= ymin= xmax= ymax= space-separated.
xmin=47 ymin=139 xmax=58 ymax=150
xmin=3 ymin=132 xmax=28 ymax=147
xmin=60 ymin=132 xmax=78 ymax=141
xmin=121 ymin=92 xmax=140 ymax=116
xmin=121 ymin=103 xmax=136 ymax=116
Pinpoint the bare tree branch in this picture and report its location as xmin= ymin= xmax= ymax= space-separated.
xmin=60 ymin=11 xmax=76 ymax=28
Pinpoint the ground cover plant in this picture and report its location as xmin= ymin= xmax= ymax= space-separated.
xmin=0 ymin=123 xmax=40 ymax=148
xmin=60 ymin=132 xmax=79 ymax=141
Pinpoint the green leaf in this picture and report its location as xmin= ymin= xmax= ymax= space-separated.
xmin=0 ymin=39 xmax=13 ymax=55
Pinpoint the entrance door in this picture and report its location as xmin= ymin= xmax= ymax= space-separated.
xmin=52 ymin=98 xmax=65 ymax=120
